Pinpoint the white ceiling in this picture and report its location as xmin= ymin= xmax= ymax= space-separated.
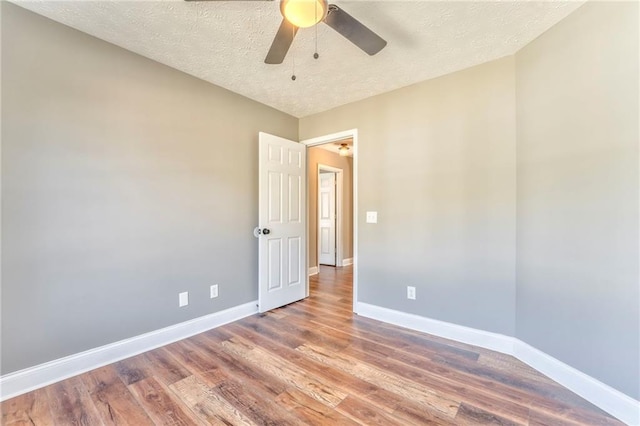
xmin=13 ymin=0 xmax=584 ymax=118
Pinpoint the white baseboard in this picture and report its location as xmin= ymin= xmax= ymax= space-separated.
xmin=356 ymin=302 xmax=639 ymax=425
xmin=342 ymin=258 xmax=354 ymax=266
xmin=356 ymin=302 xmax=514 ymax=354
xmin=308 ymin=266 xmax=319 ymax=275
xmin=513 ymin=340 xmax=640 ymax=425
xmin=0 ymin=301 xmax=258 ymax=402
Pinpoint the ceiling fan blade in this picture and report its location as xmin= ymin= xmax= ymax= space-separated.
xmin=265 ymin=19 xmax=298 ymax=64
xmin=324 ymin=4 xmax=386 ymax=56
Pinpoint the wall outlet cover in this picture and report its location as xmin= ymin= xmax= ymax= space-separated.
xmin=210 ymin=284 xmax=219 ymax=299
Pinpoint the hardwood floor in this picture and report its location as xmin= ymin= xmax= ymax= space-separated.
xmin=1 ymin=265 xmax=622 ymax=425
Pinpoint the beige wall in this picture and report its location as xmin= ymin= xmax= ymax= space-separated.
xmin=301 ymin=56 xmax=518 ymax=336
xmin=515 ymin=1 xmax=639 ymax=399
xmin=1 ymin=3 xmax=298 ymax=374
xmin=308 ymin=146 xmax=354 ymax=269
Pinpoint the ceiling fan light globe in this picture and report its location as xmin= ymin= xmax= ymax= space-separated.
xmin=281 ymin=0 xmax=328 ymax=28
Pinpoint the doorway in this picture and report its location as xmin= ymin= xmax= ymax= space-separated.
xmin=302 ymin=129 xmax=358 ymax=312
xmin=309 ymin=148 xmax=351 ymax=272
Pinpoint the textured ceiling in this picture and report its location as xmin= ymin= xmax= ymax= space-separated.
xmin=12 ymin=0 xmax=584 ymax=118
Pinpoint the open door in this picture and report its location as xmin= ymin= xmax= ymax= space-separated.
xmin=258 ymin=132 xmax=307 ymax=313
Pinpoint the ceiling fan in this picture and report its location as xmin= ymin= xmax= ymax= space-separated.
xmin=185 ymin=0 xmax=387 ymax=64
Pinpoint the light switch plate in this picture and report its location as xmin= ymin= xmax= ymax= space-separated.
xmin=407 ymin=286 xmax=416 ymax=300
xmin=366 ymin=211 xmax=378 ymax=223
xmin=179 ymin=291 xmax=189 ymax=307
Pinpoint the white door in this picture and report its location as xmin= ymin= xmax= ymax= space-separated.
xmin=258 ymin=132 xmax=307 ymax=313
xmin=318 ymin=172 xmax=336 ymax=266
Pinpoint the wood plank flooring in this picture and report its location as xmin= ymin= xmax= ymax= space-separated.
xmin=1 ymin=265 xmax=623 ymax=425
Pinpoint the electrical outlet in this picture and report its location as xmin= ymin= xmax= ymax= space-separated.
xmin=407 ymin=286 xmax=416 ymax=300
xmin=179 ymin=291 xmax=189 ymax=307
xmin=210 ymin=284 xmax=219 ymax=299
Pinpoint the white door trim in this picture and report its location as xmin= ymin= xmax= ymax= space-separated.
xmin=301 ymin=129 xmax=358 ymax=314
xmin=318 ymin=164 xmax=343 ymax=267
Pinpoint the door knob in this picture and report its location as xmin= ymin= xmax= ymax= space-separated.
xmin=253 ymin=227 xmax=272 ymax=238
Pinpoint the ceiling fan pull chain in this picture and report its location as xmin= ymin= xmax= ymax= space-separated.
xmin=314 ymin=5 xmax=319 ymax=60
xmin=314 ymin=28 xmax=319 ymax=59
xmin=291 ymin=25 xmax=297 ymax=81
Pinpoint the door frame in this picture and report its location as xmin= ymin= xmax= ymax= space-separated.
xmin=317 ymin=164 xmax=343 ymax=267
xmin=301 ymin=129 xmax=359 ymax=314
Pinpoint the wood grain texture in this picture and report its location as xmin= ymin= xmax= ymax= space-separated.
xmin=0 ymin=265 xmax=623 ymax=425
xmin=127 ymin=376 xmax=201 ymax=425
xmin=80 ymin=366 xmax=154 ymax=425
